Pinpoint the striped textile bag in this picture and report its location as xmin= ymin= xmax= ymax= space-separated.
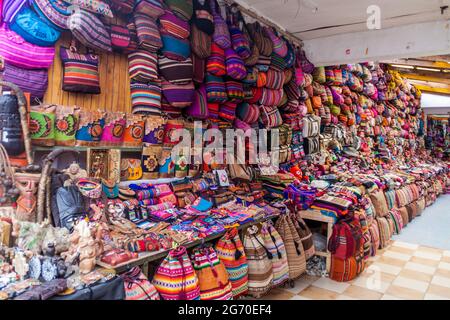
xmin=275 ymin=215 xmax=306 ymax=281
xmin=265 ymin=69 xmax=285 ymax=90
xmin=355 ymin=210 xmax=371 ymax=260
xmin=291 ymin=213 xmax=315 ymax=260
xmin=416 ymin=197 xmax=426 ymax=216
xmin=405 ymin=202 xmax=417 ymax=222
xmin=369 ymin=189 xmax=389 ymax=217
xmin=376 ymin=217 xmax=391 ymax=249
xmin=205 ymin=74 xmax=227 ymax=103
xmin=152 ymin=246 xmax=200 ymax=300
xmin=131 ymin=82 xmax=161 ymax=115
xmin=397 ymin=206 xmax=409 ymax=227
xmin=368 ymin=222 xmax=380 ymax=257
xmin=395 ymin=188 xmax=409 ymax=208
xmin=215 ymin=228 xmax=249 ymax=298
xmin=159 ymin=9 xmax=190 ymax=39
xmin=261 ymin=222 xmax=289 ymax=287
xmin=68 ymin=9 xmax=111 ymax=52
xmin=243 ymin=224 xmax=273 ymax=298
xmin=384 ymin=190 xmax=396 ymax=210
xmin=60 ymin=46 xmax=100 ymax=94
xmin=161 ymin=80 xmax=195 ymax=108
xmin=134 ymin=12 xmax=162 ymax=51
xmin=158 ymin=56 xmax=193 ymax=84
xmin=121 ymin=267 xmax=160 ymax=300
xmin=330 ymin=256 xmax=359 ymax=282
xmin=389 ymin=209 xmax=403 ymax=235
xmin=128 ymin=50 xmax=158 ymax=82
xmin=191 ymin=246 xmax=233 ymax=300
xmin=259 ymin=105 xmax=283 ymax=129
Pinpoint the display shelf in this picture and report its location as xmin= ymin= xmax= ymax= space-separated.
xmin=96 ymin=216 xmax=274 ymax=273
xmin=33 ymin=146 xmax=143 ymax=153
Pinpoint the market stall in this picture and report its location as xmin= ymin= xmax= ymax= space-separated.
xmin=0 ymin=0 xmax=449 ymax=301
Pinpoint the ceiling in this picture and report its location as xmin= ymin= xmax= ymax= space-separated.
xmin=235 ymin=0 xmax=450 ymax=40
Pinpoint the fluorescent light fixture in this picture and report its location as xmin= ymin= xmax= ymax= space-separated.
xmin=416 ymin=67 xmax=441 ymax=72
xmin=390 ymin=64 xmax=414 ymax=69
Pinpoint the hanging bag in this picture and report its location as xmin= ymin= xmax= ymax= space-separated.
xmin=215 ymin=228 xmax=249 ymax=298
xmin=122 ymin=267 xmax=160 ymax=300
xmin=68 ymin=9 xmax=111 ymax=52
xmin=261 ymin=222 xmax=289 ymax=286
xmin=191 ymin=246 xmax=233 ymax=300
xmin=153 ymin=246 xmax=201 ymax=300
xmin=242 ymin=224 xmax=273 ymax=298
xmin=60 ymin=44 xmax=101 ymax=94
xmin=210 ymin=0 xmax=231 ymax=49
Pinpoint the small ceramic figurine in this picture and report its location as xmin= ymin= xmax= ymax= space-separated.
xmin=12 ymin=252 xmax=29 ymax=280
xmin=14 ymin=173 xmax=41 ymax=222
xmin=63 ymin=163 xmax=88 ymax=187
xmin=76 ymin=220 xmax=97 ymax=275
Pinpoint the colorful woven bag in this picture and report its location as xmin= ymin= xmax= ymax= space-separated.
xmin=259 ymin=105 xmax=283 ymax=129
xmin=100 ymin=112 xmax=126 ymax=146
xmin=32 ymin=0 xmax=71 ymax=31
xmin=261 ymin=222 xmax=289 ymax=286
xmin=185 ymin=84 xmax=209 ymax=119
xmin=0 ymin=26 xmax=55 ymax=69
xmin=122 ymin=267 xmax=160 ymax=300
xmin=236 ymin=103 xmax=260 ymax=124
xmin=134 ymin=0 xmax=164 ymax=19
xmin=153 ymin=246 xmax=201 ymax=300
xmin=243 ymin=224 xmax=273 ymax=298
xmin=190 ymin=24 xmax=211 ymax=59
xmin=55 ymin=105 xmax=80 ymax=147
xmin=160 ymin=33 xmax=191 ymax=61
xmin=205 ymin=74 xmax=227 ymax=103
xmin=131 ymin=82 xmax=162 ymax=115
xmin=159 ymin=9 xmax=190 ymax=39
xmin=134 ymin=12 xmax=162 ymax=51
xmin=2 ymin=63 xmax=48 ymax=99
xmin=210 ymin=0 xmax=231 ymax=49
xmin=60 ymin=46 xmax=100 ymax=94
xmin=225 ymin=48 xmax=246 ymax=80
xmin=165 ymin=0 xmax=193 ymax=21
xmin=128 ymin=50 xmax=158 ymax=82
xmin=215 ymin=228 xmax=249 ymax=298
xmin=161 ymin=80 xmax=195 ymax=108
xmin=191 ymin=246 xmax=233 ymax=300
xmin=30 ymin=105 xmax=56 ymax=147
xmin=206 ymin=43 xmax=226 ymax=76
xmin=225 ymin=79 xmax=244 ymax=102
xmin=75 ymin=110 xmax=105 ymax=146
xmin=264 ymin=26 xmax=287 ymax=58
xmin=68 ymin=9 xmax=111 ymax=52
xmin=158 ymin=56 xmax=193 ymax=84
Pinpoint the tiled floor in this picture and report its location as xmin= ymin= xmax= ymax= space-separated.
xmin=264 ymin=240 xmax=450 ymax=300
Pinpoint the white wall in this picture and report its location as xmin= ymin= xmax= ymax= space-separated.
xmin=422 ymin=93 xmax=450 ymax=115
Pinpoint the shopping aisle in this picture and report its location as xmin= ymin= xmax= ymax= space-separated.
xmin=264 ymin=241 xmax=450 ymax=300
xmin=393 ymin=195 xmax=450 ymax=250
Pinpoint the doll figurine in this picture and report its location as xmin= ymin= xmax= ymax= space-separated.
xmin=63 ymin=163 xmax=88 ymax=187
xmin=14 ymin=173 xmax=40 ymax=222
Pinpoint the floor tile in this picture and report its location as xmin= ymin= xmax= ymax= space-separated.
xmin=410 ymin=256 xmax=441 ymax=267
xmin=413 ymin=251 xmax=442 ymax=261
xmin=443 ymin=251 xmax=450 ymax=258
xmin=424 ymin=293 xmax=450 ymax=300
xmin=431 ymin=275 xmax=450 ymax=289
xmin=282 ymin=275 xmax=319 ymax=295
xmin=427 ymin=284 xmax=450 ymax=299
xmin=438 ymin=261 xmax=450 ymax=271
xmin=383 ymin=251 xmax=411 ymax=261
xmin=368 ymin=263 xmax=402 ymax=276
xmin=392 ymin=276 xmax=429 ymax=293
xmin=404 ymin=261 xmax=436 ymax=275
xmin=385 ymin=285 xmax=425 ymax=300
xmin=377 ymin=256 xmax=407 ymax=267
xmin=380 ymin=294 xmax=402 ymax=300
xmin=352 ymin=276 xmax=390 ymax=293
xmin=398 ymin=269 xmax=433 ymax=283
xmin=441 ymin=256 xmax=450 ymax=264
xmin=297 ymin=286 xmax=339 ymax=300
xmin=388 ymin=246 xmax=415 ymax=256
xmin=311 ymin=277 xmax=350 ymax=294
xmin=263 ymin=288 xmax=294 ymax=300
xmin=392 ymin=241 xmax=419 ymax=250
xmin=341 ymin=285 xmax=383 ymax=300
xmin=418 ymin=246 xmax=444 ymax=255
xmin=435 ymin=268 xmax=450 ymax=279
xmin=289 ymin=295 xmax=312 ymax=300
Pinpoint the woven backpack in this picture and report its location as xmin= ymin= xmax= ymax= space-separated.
xmin=261 ymin=222 xmax=289 ymax=286
xmin=121 ymin=267 xmax=160 ymax=300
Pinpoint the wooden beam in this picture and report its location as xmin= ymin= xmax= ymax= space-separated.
xmin=384 ymin=58 xmax=450 ymax=70
xmin=412 ymin=84 xmax=450 ymax=95
xmin=399 ymin=73 xmax=450 ymax=85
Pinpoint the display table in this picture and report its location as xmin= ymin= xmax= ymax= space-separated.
xmin=298 ymin=209 xmax=336 ymax=273
xmin=50 ymin=276 xmax=125 ymax=300
xmin=96 ymin=217 xmax=273 ymax=274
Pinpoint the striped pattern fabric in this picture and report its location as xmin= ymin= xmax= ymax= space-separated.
xmin=261 ymin=222 xmax=289 ymax=286
xmin=60 ymin=46 xmax=100 ymax=94
xmin=236 ymin=103 xmax=260 ymax=124
xmin=205 ymin=74 xmax=227 ymax=103
xmin=153 ymin=247 xmax=200 ymax=300
xmin=275 ymin=215 xmax=306 ymax=280
xmin=2 ymin=63 xmax=48 ymax=99
xmin=185 ymin=84 xmax=209 ymax=119
xmin=190 ymin=24 xmax=211 ymax=59
xmin=161 ymin=80 xmax=195 ymax=108
xmin=270 ymin=52 xmax=288 ymax=71
xmin=131 ymin=82 xmax=161 ymax=115
xmin=166 ymin=0 xmax=193 ymax=21
xmin=225 ymin=48 xmax=246 ymax=80
xmin=191 ymin=246 xmax=233 ymax=300
xmin=206 ymin=43 xmax=226 ymax=76
xmin=160 ymin=33 xmax=191 ymax=61
xmin=389 ymin=209 xmax=403 ymax=235
xmin=0 ymin=26 xmax=55 ymax=69
xmin=384 ymin=190 xmax=396 ymax=210
xmin=397 ymin=206 xmax=409 ymax=227
xmin=259 ymin=105 xmax=283 ymax=129
xmin=134 ymin=12 xmax=162 ymax=51
xmin=159 ymin=9 xmax=190 ymax=39
xmin=225 ymin=80 xmax=244 ymax=102
xmin=376 ymin=217 xmax=391 ymax=249
xmin=219 ymin=102 xmax=237 ymax=122
xmin=265 ymin=69 xmax=285 ymax=90
xmin=264 ymin=27 xmax=287 ymax=58
xmin=122 ymin=267 xmax=160 ymax=300
xmin=330 ymin=256 xmax=359 ymax=282
xmin=230 ymin=26 xmax=251 ymax=59
xmin=215 ymin=228 xmax=249 ymax=298
xmin=69 ymin=9 xmax=111 ymax=52
xmin=243 ymin=226 xmax=273 ymax=298
xmin=259 ymin=88 xmax=284 ymax=107
xmin=134 ymin=0 xmax=164 ymax=19
xmin=369 ymin=189 xmax=389 ymax=217
xmin=158 ymin=56 xmax=193 ymax=84
xmin=128 ymin=50 xmax=158 ymax=82
xmin=368 ymin=222 xmax=380 ymax=256
xmin=207 ymin=102 xmax=220 ymax=119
